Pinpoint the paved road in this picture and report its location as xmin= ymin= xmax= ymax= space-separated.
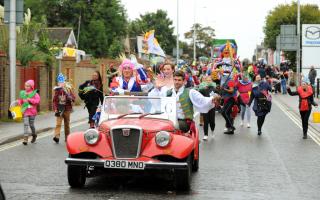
xmin=1 ymin=103 xmax=320 ymax=200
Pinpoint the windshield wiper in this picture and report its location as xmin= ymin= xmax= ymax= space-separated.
xmin=138 ymin=112 xmax=164 ymax=119
xmin=117 ymin=112 xmax=143 ymax=119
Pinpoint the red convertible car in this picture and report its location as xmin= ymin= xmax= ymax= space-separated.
xmin=65 ymin=96 xmax=200 ymax=190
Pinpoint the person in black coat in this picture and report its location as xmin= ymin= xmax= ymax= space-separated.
xmin=79 ymin=71 xmax=104 ymax=128
xmin=287 ymin=79 xmax=318 ymax=139
xmin=248 ymin=75 xmax=272 ymax=135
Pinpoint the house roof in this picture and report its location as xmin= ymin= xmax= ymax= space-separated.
xmin=46 ymin=27 xmax=73 ymax=43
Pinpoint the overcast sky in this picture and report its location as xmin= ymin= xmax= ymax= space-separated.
xmin=121 ymin=0 xmax=320 ymax=60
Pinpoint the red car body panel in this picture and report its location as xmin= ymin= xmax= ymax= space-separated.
xmin=66 ymin=118 xmax=198 ymax=160
xmin=66 ymin=132 xmax=113 ymax=158
xmin=141 ymin=134 xmax=194 ymax=159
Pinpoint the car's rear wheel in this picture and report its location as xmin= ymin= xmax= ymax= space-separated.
xmin=192 ymin=146 xmax=199 ymax=172
xmin=67 ymin=165 xmax=86 ymax=188
xmin=174 ymin=155 xmax=191 ymax=191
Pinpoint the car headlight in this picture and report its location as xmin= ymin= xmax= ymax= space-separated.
xmin=84 ymin=129 xmax=100 ymax=145
xmin=155 ymin=131 xmax=171 ymax=147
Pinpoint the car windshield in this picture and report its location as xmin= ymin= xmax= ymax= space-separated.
xmin=101 ymin=96 xmax=176 ymax=121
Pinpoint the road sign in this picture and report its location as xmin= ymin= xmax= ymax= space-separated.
xmin=277 ymin=35 xmax=298 ymax=51
xmin=280 ymin=25 xmax=296 ymax=35
xmin=4 ymin=0 xmax=24 ymax=25
xmin=276 ymin=25 xmax=298 ymax=51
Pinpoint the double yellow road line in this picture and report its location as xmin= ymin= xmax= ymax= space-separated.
xmin=274 ymin=99 xmax=320 ymax=145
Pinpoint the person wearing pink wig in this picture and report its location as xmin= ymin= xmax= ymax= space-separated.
xmin=110 ymin=59 xmax=149 ymax=94
xmin=18 ymin=80 xmax=41 ymax=145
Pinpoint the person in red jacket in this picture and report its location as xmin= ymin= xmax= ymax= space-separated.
xmin=237 ymin=73 xmax=253 ymax=128
xmin=287 ymin=78 xmax=318 ymax=139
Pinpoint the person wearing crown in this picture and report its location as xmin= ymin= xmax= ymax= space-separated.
xmin=53 ymin=73 xmax=75 ymax=143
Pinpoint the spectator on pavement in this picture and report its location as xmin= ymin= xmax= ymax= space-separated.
xmin=79 ymin=71 xmax=104 ymax=128
xmin=287 ymin=78 xmax=318 ymax=139
xmin=249 ymin=75 xmax=272 ymax=135
xmin=308 ymin=66 xmax=317 ymax=95
xmin=308 ymin=66 xmax=317 ymax=85
xmin=52 ymin=74 xmax=76 ymax=143
xmin=279 ymin=72 xmax=287 ymax=94
xmin=18 ymin=80 xmax=41 ymax=145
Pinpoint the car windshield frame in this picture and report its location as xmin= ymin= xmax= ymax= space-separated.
xmin=99 ymin=96 xmax=177 ymax=125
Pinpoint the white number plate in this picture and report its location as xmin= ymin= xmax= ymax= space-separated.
xmin=104 ymin=160 xmax=145 ymax=170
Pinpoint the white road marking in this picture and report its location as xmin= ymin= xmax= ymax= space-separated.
xmin=274 ymin=100 xmax=320 ymax=146
xmin=0 ymin=120 xmax=87 ymax=152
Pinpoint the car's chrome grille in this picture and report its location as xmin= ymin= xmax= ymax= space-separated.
xmin=111 ymin=127 xmax=142 ymax=159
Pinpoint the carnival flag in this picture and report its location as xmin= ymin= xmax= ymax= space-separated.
xmin=143 ymin=30 xmax=166 ymax=57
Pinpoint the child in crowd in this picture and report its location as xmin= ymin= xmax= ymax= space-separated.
xmin=53 ymin=73 xmax=75 ymax=143
xmin=18 ymin=80 xmax=41 ymax=145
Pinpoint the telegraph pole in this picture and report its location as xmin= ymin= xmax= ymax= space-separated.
xmin=297 ymin=0 xmax=301 ymax=85
xmin=193 ymin=0 xmax=196 ymax=62
xmin=9 ymin=0 xmax=16 ymax=103
xmin=176 ymin=0 xmax=179 ymax=64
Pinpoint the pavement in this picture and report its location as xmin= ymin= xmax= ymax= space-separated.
xmin=0 ymin=104 xmax=88 ymax=145
xmin=272 ymin=91 xmax=320 ymax=133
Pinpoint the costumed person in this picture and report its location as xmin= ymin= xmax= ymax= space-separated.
xmin=18 ymin=80 xmax=41 ymax=145
xmin=197 ymin=75 xmax=217 ymax=140
xmin=106 ymin=63 xmax=118 ymax=90
xmin=52 ymin=73 xmax=76 ymax=143
xmin=287 ymin=78 xmax=318 ymax=139
xmin=149 ymin=63 xmax=175 ymax=97
xmin=237 ymin=72 xmax=253 ymax=128
xmin=110 ymin=59 xmax=149 ymax=94
xmin=248 ymin=75 xmax=272 ymax=135
xmin=149 ymin=70 xmax=221 ymax=133
xmin=79 ymin=71 xmax=104 ymax=128
xmin=217 ymin=41 xmax=238 ymax=134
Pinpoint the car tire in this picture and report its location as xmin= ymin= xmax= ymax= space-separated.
xmin=174 ymin=155 xmax=191 ymax=191
xmin=67 ymin=165 xmax=86 ymax=188
xmin=192 ymin=146 xmax=199 ymax=172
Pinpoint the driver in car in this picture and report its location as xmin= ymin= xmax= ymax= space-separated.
xmin=150 ymin=70 xmax=221 ymax=132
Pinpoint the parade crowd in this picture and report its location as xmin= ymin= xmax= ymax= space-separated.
xmin=16 ymin=41 xmax=318 ymax=145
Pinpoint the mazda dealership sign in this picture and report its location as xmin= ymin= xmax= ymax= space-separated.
xmin=302 ymin=24 xmax=320 ymax=46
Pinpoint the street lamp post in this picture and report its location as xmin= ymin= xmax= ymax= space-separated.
xmin=176 ymin=0 xmax=179 ymax=64
xmin=9 ymin=0 xmax=16 ymax=104
xmin=297 ymin=0 xmax=301 ymax=85
xmin=193 ymin=0 xmax=196 ymax=62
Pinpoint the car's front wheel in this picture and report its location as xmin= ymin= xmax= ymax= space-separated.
xmin=67 ymin=165 xmax=86 ymax=188
xmin=174 ymin=155 xmax=191 ymax=191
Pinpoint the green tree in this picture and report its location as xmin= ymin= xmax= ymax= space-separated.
xmin=25 ymin=0 xmax=128 ymax=58
xmin=128 ymin=9 xmax=175 ymax=55
xmin=264 ymin=3 xmax=320 ymax=70
xmin=184 ymin=23 xmax=215 ymax=58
